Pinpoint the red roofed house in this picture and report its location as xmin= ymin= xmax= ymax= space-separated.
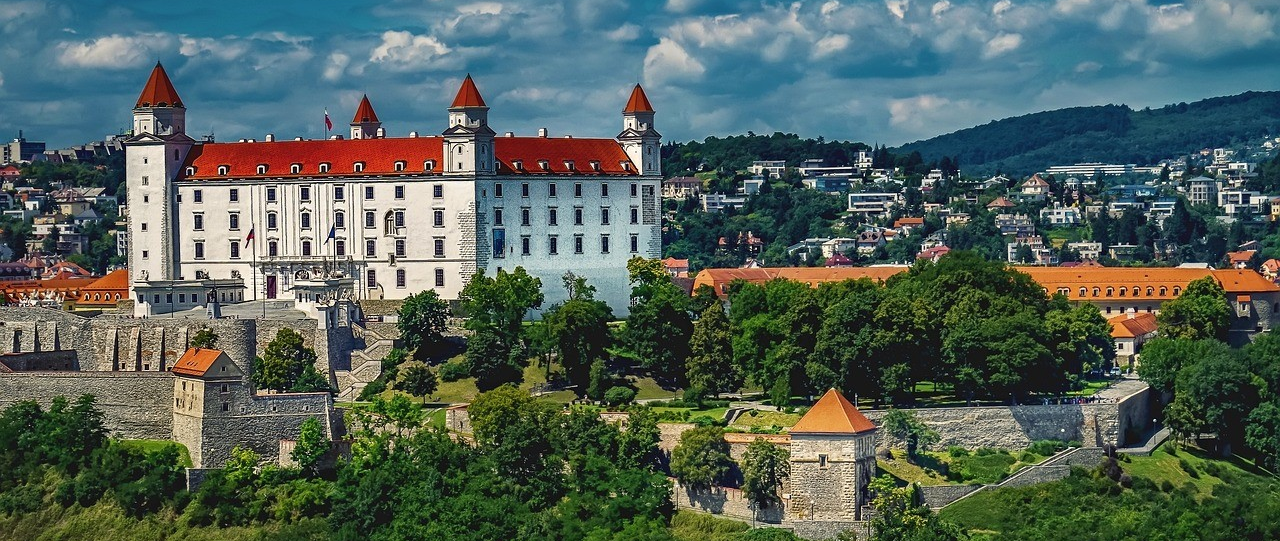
xmin=986 ymin=196 xmax=1016 ymax=210
xmin=125 ymin=65 xmax=662 ymax=317
xmin=1226 ymin=250 xmax=1256 ymax=269
xmin=916 ymin=245 xmax=951 ymax=263
xmin=787 ymin=388 xmax=878 ymax=523
xmin=1262 ymin=258 xmax=1280 ymax=282
xmin=76 ymin=269 xmax=129 ymax=309
xmin=662 ymin=257 xmax=689 ymax=278
xmin=1109 ymin=312 xmax=1158 ymax=363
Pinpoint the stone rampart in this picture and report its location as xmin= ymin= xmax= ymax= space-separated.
xmin=0 ymin=350 xmax=78 ymax=371
xmin=918 ymin=484 xmax=982 ymax=509
xmin=672 ymin=480 xmax=786 ymax=524
xmin=0 ymin=371 xmax=174 ymax=440
xmin=792 ymin=521 xmax=872 ymax=541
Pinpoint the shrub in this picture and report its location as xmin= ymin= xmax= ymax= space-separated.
xmin=949 ymin=451 xmax=1017 ymax=484
xmin=1160 ymin=479 xmax=1175 ymax=492
xmin=604 ymin=386 xmax=637 ymax=407
xmin=438 ymin=360 xmax=470 ymax=382
xmin=1118 ymin=473 xmax=1133 ymax=488
xmin=1026 ymin=440 xmax=1069 ymax=456
xmin=357 ymin=380 xmax=387 ymax=401
xmin=948 ymin=446 xmax=970 ymax=458
xmin=1202 ymin=462 xmax=1222 ymax=478
xmin=690 ymin=415 xmax=724 ymax=427
xmin=1178 ymin=458 xmax=1199 ymax=478
xmin=1018 ymin=451 xmax=1037 ymax=463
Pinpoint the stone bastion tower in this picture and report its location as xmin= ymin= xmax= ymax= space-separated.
xmin=787 ymin=388 xmax=879 ymax=526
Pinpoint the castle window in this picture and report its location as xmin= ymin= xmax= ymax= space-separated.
xmin=365 ymin=211 xmax=375 ymax=229
xmin=395 ymin=210 xmax=406 ymax=228
xmin=268 ymin=241 xmax=278 ymax=257
xmin=521 ymin=235 xmax=530 ymax=255
xmin=600 ymin=207 xmax=610 ymax=225
xmin=1146 ymin=286 xmax=1154 ymax=296
xmin=622 ymin=162 xmax=632 ymax=171
xmin=142 ymin=251 xmax=149 ymax=259
xmin=521 ymin=183 xmax=530 ymax=197
xmin=574 ymin=183 xmax=583 ymax=197
xmin=220 ymin=383 xmax=229 ymax=393
xmin=228 ymin=213 xmax=240 ymax=230
xmin=601 ymin=183 xmax=609 ymax=197
xmin=549 ymin=235 xmax=558 ymax=255
xmin=549 ymin=183 xmax=557 ymax=197
xmin=300 ymin=186 xmax=311 ymax=201
xmin=319 ymin=163 xmax=331 ymax=173
xmin=1160 ymin=286 xmax=1167 ymax=296
xmin=367 ymin=269 xmax=377 ymax=288
xmin=229 ymin=189 xmax=239 ymax=202
xmin=495 ymin=183 xmax=503 ymax=198
xmin=334 ymin=186 xmax=345 ymax=200
xmin=433 ymin=184 xmax=443 ymax=198
xmin=230 ymin=242 xmax=240 ymax=259
xmin=538 ymin=160 xmax=550 ymax=171
xmin=565 ymin=160 xmax=575 ymax=171
xmin=630 ymin=234 xmax=638 ymax=253
xmin=424 ymin=160 xmax=435 ymax=171
xmin=434 ymin=238 xmax=445 ymax=258
xmin=335 ymin=211 xmax=345 ymax=229
xmin=194 ymin=241 xmax=204 ymax=259
xmin=1173 ymin=287 xmax=1181 ymax=296
xmin=365 ymin=186 xmax=374 ymax=200
xmin=186 ymin=167 xmax=196 ymax=176
xmin=435 ymin=268 xmax=445 ymax=287
xmin=521 ymin=208 xmax=530 ymax=226
xmin=302 ymin=240 xmax=312 ymax=256
xmin=630 ymin=207 xmax=639 ymax=224
xmin=266 ymin=187 xmax=277 ymax=202
xmin=1092 ymin=287 xmax=1100 ymax=297
xmin=218 ymin=165 xmax=229 ymax=175
xmin=335 ymin=239 xmax=346 ymax=257
xmin=512 ymin=160 xmax=523 ymax=171
xmin=142 ymin=176 xmax=148 ymax=185
xmin=193 ymin=189 xmax=203 ymax=203
xmin=631 ymin=183 xmax=638 ymax=197
xmin=590 ymin=161 xmax=601 ymax=172
xmin=222 ymin=403 xmax=229 ymax=412
xmin=574 ymin=207 xmax=583 ymax=226
xmin=574 ymin=234 xmax=583 ymax=254
xmin=395 ymin=185 xmax=405 ymax=199
xmin=433 ymin=210 xmax=444 ymax=227
xmin=395 ymin=239 xmax=406 ymax=257
xmin=267 ymin=212 xmax=278 ymax=230
xmin=366 ymin=239 xmax=376 ymax=257
xmin=819 ymin=454 xmax=829 ymax=468
xmin=257 ymin=164 xmax=268 ymax=175
xmin=290 ymin=163 xmax=301 ymax=174
xmin=548 ymin=208 xmax=558 ymax=226
xmin=300 ymin=212 xmax=311 ymax=229
xmin=493 ymin=208 xmax=504 ymax=227
xmin=354 ymin=162 xmax=365 ymax=173
xmin=600 ymin=235 xmax=610 ymax=254
xmin=396 ymin=269 xmax=406 ymax=288
xmin=394 ymin=161 xmax=406 ymax=172
xmin=1106 ymin=287 xmax=1114 ymax=297
xmin=1118 ymin=287 xmax=1126 ymax=297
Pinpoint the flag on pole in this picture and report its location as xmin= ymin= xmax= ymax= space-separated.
xmin=325 ymin=224 xmax=336 ymax=244
xmin=243 ymin=227 xmax=255 ymax=248
xmin=324 ymin=109 xmax=332 ymax=132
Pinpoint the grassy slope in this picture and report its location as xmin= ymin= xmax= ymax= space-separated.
xmin=119 ymin=440 xmax=193 ymax=469
xmin=940 ymin=443 xmax=1277 ymax=534
xmin=0 ymin=501 xmax=329 ymax=541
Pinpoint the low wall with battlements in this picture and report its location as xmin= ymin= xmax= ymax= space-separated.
xmin=0 ymin=371 xmax=174 ymax=440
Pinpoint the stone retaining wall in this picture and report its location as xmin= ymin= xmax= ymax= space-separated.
xmin=672 ymin=480 xmax=785 ymax=524
xmin=0 ymin=371 xmax=174 ymax=439
xmin=918 ymin=484 xmax=982 ymax=509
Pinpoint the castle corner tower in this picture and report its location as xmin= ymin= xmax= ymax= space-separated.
xmin=442 ymin=74 xmax=496 ymax=176
xmin=787 ymin=388 xmax=879 ymax=527
xmin=617 ymin=84 xmax=661 ymax=176
xmin=349 ymin=95 xmax=382 ymax=139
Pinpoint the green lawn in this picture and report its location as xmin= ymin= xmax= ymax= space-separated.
xmin=1123 ymin=442 xmax=1270 ymax=495
xmin=729 ymin=409 xmax=802 ymax=431
xmin=878 ymin=447 xmax=1055 ymax=487
xmin=669 ymin=510 xmax=749 ymax=541
xmin=119 ymin=440 xmax=192 ymax=468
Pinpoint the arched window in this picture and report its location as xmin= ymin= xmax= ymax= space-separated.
xmin=1106 ymin=287 xmax=1114 ymax=297
xmin=185 ymin=166 xmax=196 ymax=176
xmin=114 ymin=293 xmax=120 ymax=300
xmin=256 ymin=164 xmax=268 ymax=175
xmin=394 ymin=161 xmax=406 ymax=172
xmin=424 ymin=160 xmax=435 ymax=171
xmin=1146 ymin=286 xmax=1154 ymax=296
xmin=1159 ymin=286 xmax=1167 ymax=296
xmin=1118 ymin=287 xmax=1126 ymax=297
xmin=1092 ymin=287 xmax=1100 ymax=297
xmin=319 ymin=163 xmax=331 ymax=173
xmin=1173 ymin=286 xmax=1181 ymax=296
xmin=1079 ymin=287 xmax=1087 ymax=297
xmin=290 ymin=163 xmax=301 ymax=174
xmin=267 ymin=212 xmax=278 ymax=230
xmin=1133 ymin=285 xmax=1141 ymax=297
xmin=353 ymin=162 xmax=365 ymax=173
xmin=217 ymin=165 xmax=229 ymax=175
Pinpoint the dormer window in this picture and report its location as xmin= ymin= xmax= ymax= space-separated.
xmin=424 ymin=160 xmax=436 ymax=171
xmin=590 ymin=161 xmax=601 ymax=172
xmin=565 ymin=160 xmax=576 ymax=171
xmin=256 ymin=164 xmax=268 ymax=175
xmin=538 ymin=160 xmax=550 ymax=171
xmin=319 ymin=163 xmax=331 ymax=173
xmin=217 ymin=165 xmax=230 ymax=175
xmin=290 ymin=163 xmax=301 ymax=174
xmin=512 ymin=160 xmax=523 ymax=171
xmin=354 ymin=162 xmax=365 ymax=173
xmin=394 ymin=161 xmax=406 ymax=172
xmin=185 ymin=166 xmax=196 ymax=176
xmin=622 ymin=162 xmax=632 ymax=172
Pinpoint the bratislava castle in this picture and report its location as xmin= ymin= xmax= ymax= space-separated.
xmin=125 ymin=63 xmax=662 ymax=316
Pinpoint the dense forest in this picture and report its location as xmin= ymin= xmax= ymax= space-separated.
xmin=897 ymin=91 xmax=1280 ymax=175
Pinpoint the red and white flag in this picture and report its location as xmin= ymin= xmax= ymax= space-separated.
xmin=324 ymin=109 xmax=332 ymax=132
xmin=243 ymin=227 xmax=255 ymax=248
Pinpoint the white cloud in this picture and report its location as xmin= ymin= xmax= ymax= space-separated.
xmin=889 ymin=94 xmax=951 ymax=129
xmin=0 ymin=69 xmax=4 ymax=88
xmin=812 ymin=34 xmax=851 ymax=59
xmin=643 ymin=37 xmax=706 ymax=85
xmin=323 ymin=52 xmax=350 ymax=82
xmin=369 ymin=30 xmax=456 ymax=71
xmin=886 ymin=0 xmax=910 ymax=20
xmin=179 ymin=37 xmax=251 ymax=61
xmin=931 ymin=1 xmax=951 ymax=17
xmin=606 ymin=23 xmax=641 ymax=42
xmin=57 ymin=33 xmax=172 ymax=69
xmin=982 ymin=32 xmax=1023 ymax=59
xmin=992 ymin=0 xmax=1013 ymax=16
xmin=1075 ymin=61 xmax=1102 ymax=73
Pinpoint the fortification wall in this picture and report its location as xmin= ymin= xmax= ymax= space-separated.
xmin=0 ymin=372 xmax=174 ymax=440
xmin=792 ymin=521 xmax=871 ymax=541
xmin=918 ymin=485 xmax=982 ymax=510
xmin=863 ymin=397 xmax=1141 ymax=450
xmin=193 ymin=392 xmax=332 ymax=468
xmin=0 ymin=350 xmax=78 ymax=371
xmin=672 ymin=480 xmax=786 ymax=524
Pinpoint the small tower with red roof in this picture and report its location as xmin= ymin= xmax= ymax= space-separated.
xmin=617 ymin=84 xmax=661 ymax=176
xmin=349 ymin=94 xmax=382 ymax=140
xmin=787 ymin=388 xmax=879 ymax=525
xmin=442 ymin=75 xmax=496 ymax=176
xmin=132 ymin=61 xmax=186 ymax=137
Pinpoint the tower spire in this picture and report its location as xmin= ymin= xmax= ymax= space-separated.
xmin=350 ymin=94 xmax=382 ymax=139
xmin=135 ymin=62 xmax=184 ymax=109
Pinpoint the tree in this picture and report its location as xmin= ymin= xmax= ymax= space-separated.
xmin=466 ymin=327 xmax=524 ymax=392
xmin=190 ymin=327 xmax=218 ymax=349
xmin=1158 ymin=276 xmax=1231 ymax=341
xmin=461 ymin=268 xmax=545 ymax=389
xmin=290 ymin=417 xmax=328 ymax=475
xmin=253 ymin=328 xmax=319 ymax=392
xmin=1246 ymin=400 xmax=1280 ymax=470
xmin=1166 ymin=353 xmax=1256 ymax=450
xmin=1137 ymin=338 xmax=1231 ymax=396
xmin=686 ymin=304 xmax=739 ymax=397
xmin=544 ymin=273 xmax=614 ymax=395
xmin=397 ymin=290 xmax=450 ymax=357
xmin=396 ymin=361 xmax=438 ymax=402
xmin=1015 ymin=243 xmax=1035 ymax=264
xmin=669 ymin=425 xmax=732 ymax=491
xmin=741 ymin=438 xmax=790 ymax=509
xmin=881 ymin=409 xmax=939 ymax=460
xmin=624 ymin=281 xmax=693 ymax=388
xmin=867 ymin=475 xmax=969 ymax=541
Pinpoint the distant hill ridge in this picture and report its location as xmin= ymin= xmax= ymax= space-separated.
xmin=894 ymin=90 xmax=1280 ymax=176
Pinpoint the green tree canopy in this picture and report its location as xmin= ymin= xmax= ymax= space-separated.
xmin=253 ymin=328 xmax=322 ymax=392
xmin=1157 ymin=276 xmax=1231 ymax=341
xmin=396 ymin=290 xmax=450 ymax=357
xmin=741 ymin=438 xmax=790 ymax=509
xmin=670 ymin=425 xmax=733 ymax=491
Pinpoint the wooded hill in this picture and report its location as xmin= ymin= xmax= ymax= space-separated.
xmin=895 ymin=91 xmax=1280 ymax=176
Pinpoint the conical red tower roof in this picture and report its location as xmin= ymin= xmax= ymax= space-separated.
xmin=450 ymin=74 xmax=487 ymax=108
xmin=351 ymin=94 xmax=379 ymax=123
xmin=135 ymin=62 xmax=183 ymax=108
xmin=789 ymin=389 xmax=876 ymax=434
xmin=623 ymin=84 xmax=654 ymax=113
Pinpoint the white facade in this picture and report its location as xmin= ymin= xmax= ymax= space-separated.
xmin=125 ymin=67 xmax=661 ymax=315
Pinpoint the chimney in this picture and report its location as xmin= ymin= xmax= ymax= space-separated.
xmin=538 ymin=128 xmax=548 ymax=138
xmin=264 ymin=133 xmax=275 ymax=142
xmin=330 ymin=134 xmax=343 ymax=140
xmin=504 ymin=131 xmax=514 ymax=137
xmin=409 ymin=131 xmax=419 ymax=138
xmin=294 ymin=136 xmax=304 ymax=141
xmin=376 ymin=127 xmax=386 ymax=138
xmin=564 ymin=135 xmax=572 ymax=139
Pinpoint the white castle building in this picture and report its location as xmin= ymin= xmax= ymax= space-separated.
xmin=125 ymin=63 xmax=662 ymax=316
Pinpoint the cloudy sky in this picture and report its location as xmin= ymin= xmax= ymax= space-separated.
xmin=2 ymin=0 xmax=1279 ymax=149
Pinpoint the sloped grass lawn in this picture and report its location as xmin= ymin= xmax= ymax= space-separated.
xmin=119 ymin=440 xmax=192 ymax=468
xmin=669 ymin=510 xmax=749 ymax=541
xmin=729 ymin=410 xmax=802 ymax=432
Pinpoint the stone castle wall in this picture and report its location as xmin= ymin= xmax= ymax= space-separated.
xmin=0 ymin=371 xmax=174 ymax=440
xmin=672 ymin=480 xmax=786 ymax=524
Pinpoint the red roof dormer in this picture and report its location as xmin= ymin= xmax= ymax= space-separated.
xmin=351 ymin=94 xmax=379 ymax=123
xmin=135 ymin=62 xmax=183 ymax=108
xmin=623 ymin=84 xmax=654 ymax=113
xmin=450 ymin=74 xmax=487 ymax=108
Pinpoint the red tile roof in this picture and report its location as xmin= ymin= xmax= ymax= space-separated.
xmin=1212 ymin=269 xmax=1280 ymax=294
xmin=1226 ymin=250 xmax=1256 ymax=264
xmin=450 ymin=74 xmax=487 ymax=108
xmin=624 ymin=84 xmax=654 ymax=113
xmin=790 ymin=389 xmax=876 ymax=434
xmin=81 ymin=269 xmax=128 ymax=291
xmin=172 ymin=348 xmax=226 ymax=377
xmin=135 ymin=62 xmax=183 ymax=108
xmin=662 ymin=257 xmax=689 ymax=269
xmin=183 ymin=136 xmax=639 ymax=179
xmin=987 ymin=197 xmax=1016 ymax=208
xmin=1109 ymin=312 xmax=1158 ymax=339
xmin=351 ymin=94 xmax=379 ymax=123
xmin=893 ymin=217 xmax=924 ymax=228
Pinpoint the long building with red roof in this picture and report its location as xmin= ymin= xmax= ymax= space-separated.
xmin=124 ymin=64 xmax=662 ymax=316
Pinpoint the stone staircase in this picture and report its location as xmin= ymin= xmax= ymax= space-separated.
xmin=334 ymin=321 xmax=396 ymax=401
